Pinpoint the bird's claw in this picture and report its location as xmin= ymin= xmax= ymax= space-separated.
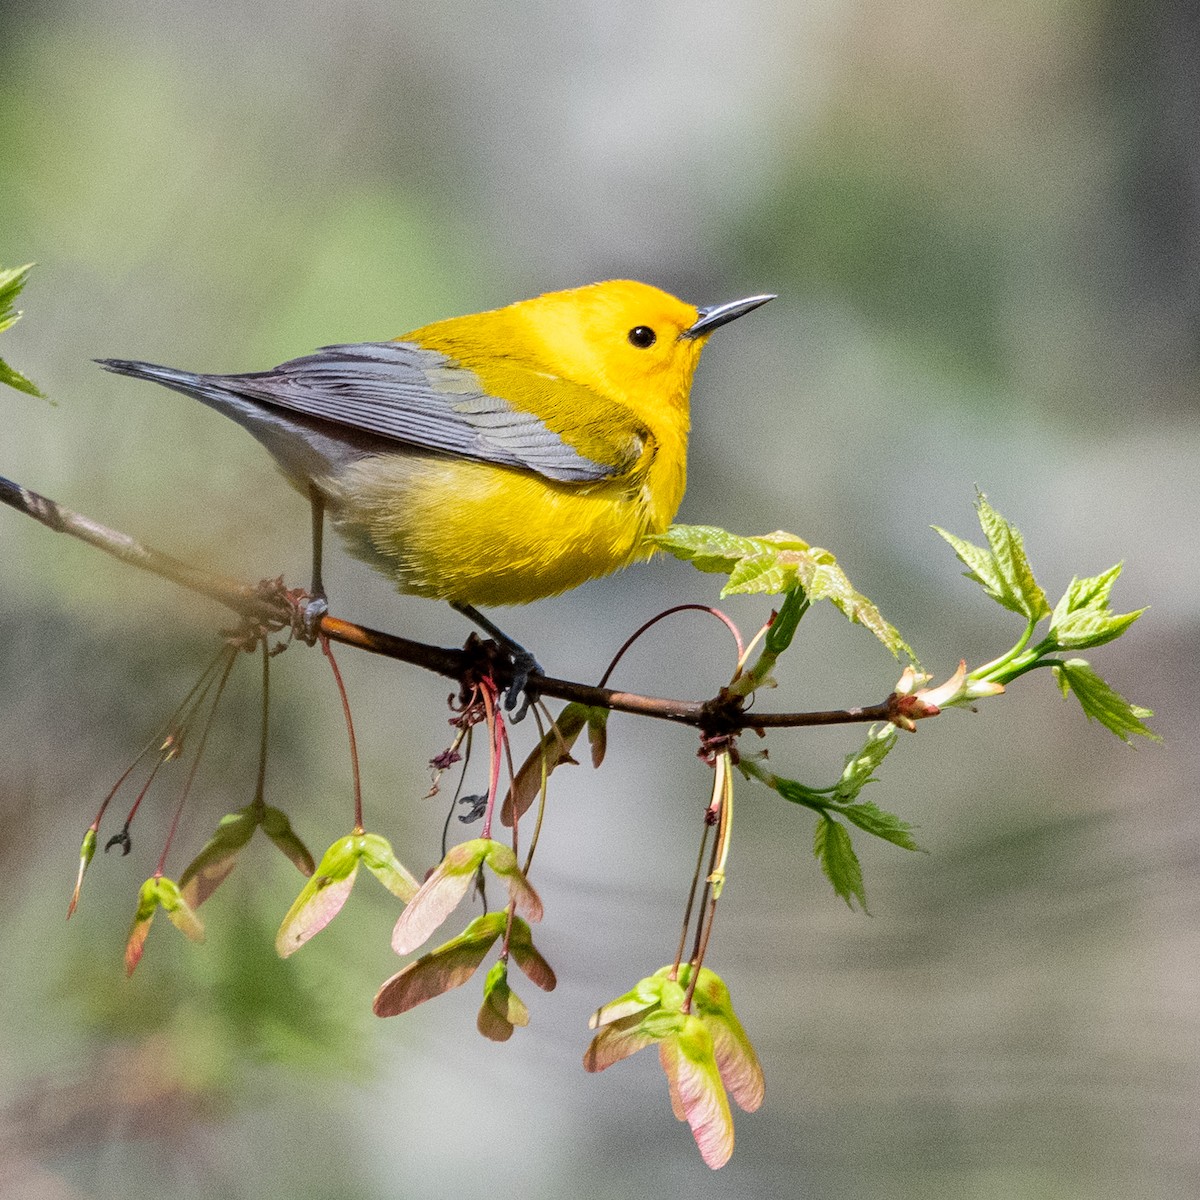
xmin=452 ymin=604 xmax=541 ymax=720
xmin=504 ymin=647 xmax=541 ymax=721
xmin=296 ymin=594 xmax=329 ymax=645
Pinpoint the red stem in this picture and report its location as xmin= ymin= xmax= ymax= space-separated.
xmin=597 ymin=604 xmax=745 ymax=689
xmin=155 ymin=647 xmax=238 ymax=876
xmin=321 ymin=632 xmax=363 ymax=833
xmin=478 ymin=679 xmax=505 ymax=841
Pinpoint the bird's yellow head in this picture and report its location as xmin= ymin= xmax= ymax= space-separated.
xmin=403 ymin=280 xmax=773 ymax=452
xmin=508 ymin=280 xmax=773 ymax=417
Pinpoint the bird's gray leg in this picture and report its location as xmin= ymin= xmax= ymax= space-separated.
xmin=300 ymin=486 xmax=329 ymax=641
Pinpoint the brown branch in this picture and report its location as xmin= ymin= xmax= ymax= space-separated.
xmin=1 ymin=473 xmax=905 ymax=733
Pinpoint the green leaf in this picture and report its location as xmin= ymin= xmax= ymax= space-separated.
xmin=1053 ymin=659 xmax=1159 ymax=744
xmin=742 ymin=729 xmax=916 ymax=855
xmin=1049 ymin=564 xmax=1145 ymax=650
xmin=934 ymin=493 xmax=1050 ymax=621
xmin=0 ymin=264 xmax=45 ymax=398
xmin=764 ymin=773 xmax=830 ymax=811
xmin=650 ymin=525 xmax=911 ymax=659
xmin=1052 ymin=607 xmax=1143 ymax=651
xmin=771 ymin=537 xmax=910 ymax=658
xmin=813 ymin=816 xmax=867 ymax=911
xmin=0 ymin=358 xmax=41 ymax=397
xmin=1055 ymin=562 xmax=1122 ymax=611
xmin=837 ymin=800 xmax=921 ymax=851
xmin=724 ymin=553 xmax=791 ymax=595
xmin=0 ymin=266 xmax=33 ymax=334
xmin=649 ymin=525 xmax=765 ymax=575
xmin=975 ymin=493 xmax=1050 ymax=619
xmin=934 ymin=526 xmax=1002 ymax=594
xmin=831 ymin=724 xmax=898 ymax=803
xmin=736 ymin=755 xmax=829 ymax=812
xmin=763 ymin=586 xmax=809 ymax=656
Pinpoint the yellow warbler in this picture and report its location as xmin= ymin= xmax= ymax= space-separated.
xmin=99 ymin=280 xmax=772 ymax=616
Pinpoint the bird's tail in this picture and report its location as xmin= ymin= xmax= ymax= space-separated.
xmin=97 ymin=358 xmax=204 ymax=389
xmin=96 ymin=358 xmax=255 ymax=417
xmin=96 ymin=357 xmax=363 ymax=484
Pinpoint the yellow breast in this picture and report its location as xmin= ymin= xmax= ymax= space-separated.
xmin=330 ymin=438 xmax=686 ymax=607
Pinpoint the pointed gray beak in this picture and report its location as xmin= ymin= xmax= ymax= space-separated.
xmin=681 ymin=293 xmax=775 ymax=339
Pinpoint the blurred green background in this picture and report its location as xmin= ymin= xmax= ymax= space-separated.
xmin=2 ymin=1 xmax=1196 ymax=1197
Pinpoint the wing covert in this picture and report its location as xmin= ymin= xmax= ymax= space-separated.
xmin=212 ymin=342 xmax=636 ymax=484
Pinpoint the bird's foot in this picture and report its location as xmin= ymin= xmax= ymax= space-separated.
xmin=458 ymin=631 xmax=542 ymax=722
xmin=299 ymin=594 xmax=329 ymax=644
xmin=503 ymin=644 xmax=542 ymax=721
xmin=281 ymin=588 xmax=328 ymax=646
xmin=452 ymin=603 xmax=542 ymax=721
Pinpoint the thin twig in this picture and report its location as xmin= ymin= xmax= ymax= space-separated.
xmin=154 ymin=646 xmax=240 ymax=876
xmin=252 ymin=638 xmax=270 ymax=811
xmin=2 ymin=473 xmax=906 ymax=733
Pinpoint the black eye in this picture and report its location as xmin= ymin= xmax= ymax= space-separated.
xmin=628 ymin=325 xmax=656 ymax=349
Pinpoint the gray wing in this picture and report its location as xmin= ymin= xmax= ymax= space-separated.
xmin=215 ymin=342 xmax=617 ymax=485
xmin=99 ymin=342 xmax=622 ymax=485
